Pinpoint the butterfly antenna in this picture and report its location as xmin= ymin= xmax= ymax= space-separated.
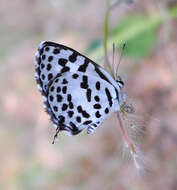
xmin=112 ymin=43 xmax=116 ymax=78
xmin=116 ymin=43 xmax=126 ymax=79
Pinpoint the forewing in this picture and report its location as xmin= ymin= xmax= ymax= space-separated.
xmin=35 ymin=41 xmax=119 ymax=97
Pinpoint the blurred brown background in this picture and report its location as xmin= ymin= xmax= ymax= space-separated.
xmin=0 ymin=0 xmax=177 ymax=190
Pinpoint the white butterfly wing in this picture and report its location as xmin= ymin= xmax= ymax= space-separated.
xmin=35 ymin=41 xmax=122 ymax=136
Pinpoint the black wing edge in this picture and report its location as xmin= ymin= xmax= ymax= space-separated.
xmin=41 ymin=41 xmax=112 ymax=84
xmin=40 ymin=41 xmax=100 ymax=67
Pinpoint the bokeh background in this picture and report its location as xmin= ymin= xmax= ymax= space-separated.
xmin=0 ymin=0 xmax=177 ymax=190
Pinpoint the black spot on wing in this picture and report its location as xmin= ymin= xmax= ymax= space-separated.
xmin=69 ymin=122 xmax=81 ymax=135
xmin=62 ymin=78 xmax=68 ymax=84
xmin=93 ymin=104 xmax=101 ymax=109
xmin=82 ymin=110 xmax=90 ymax=118
xmin=61 ymin=66 xmax=70 ymax=73
xmin=62 ymin=103 xmax=68 ymax=111
xmin=49 ymin=95 xmax=54 ymax=102
xmin=58 ymin=115 xmax=65 ymax=124
xmin=40 ymin=63 xmax=44 ymax=69
xmin=105 ymin=108 xmax=109 ymax=114
xmin=48 ymin=56 xmax=53 ymax=62
xmin=83 ymin=120 xmax=92 ymax=125
xmin=72 ymin=73 xmax=79 ymax=79
xmin=62 ymin=86 xmax=67 ymax=94
xmin=48 ymin=73 xmax=53 ymax=80
xmin=76 ymin=116 xmax=81 ymax=123
xmin=47 ymin=64 xmax=52 ymax=71
xmin=95 ymin=111 xmax=101 ymax=118
xmin=57 ymin=87 xmax=61 ymax=93
xmin=42 ymin=54 xmax=46 ymax=60
xmin=50 ymin=86 xmax=54 ymax=92
xmin=58 ymin=58 xmax=67 ymax=67
xmin=69 ymin=102 xmax=74 ymax=109
xmin=57 ymin=94 xmax=63 ymax=102
xmin=77 ymin=105 xmax=82 ymax=113
xmin=41 ymin=74 xmax=45 ymax=80
xmin=77 ymin=105 xmax=90 ymax=118
xmin=53 ymin=48 xmax=60 ymax=54
xmin=105 ymin=88 xmax=113 ymax=107
xmin=68 ymin=111 xmax=74 ymax=118
xmin=94 ymin=96 xmax=100 ymax=102
xmin=78 ymin=59 xmax=89 ymax=72
xmin=69 ymin=51 xmax=78 ymax=62
xmin=80 ymin=75 xmax=88 ymax=89
xmin=95 ymin=81 xmax=100 ymax=90
xmin=53 ymin=106 xmax=58 ymax=112
xmin=45 ymin=47 xmax=50 ymax=51
xmin=67 ymin=94 xmax=72 ymax=102
xmin=86 ymin=88 xmax=92 ymax=102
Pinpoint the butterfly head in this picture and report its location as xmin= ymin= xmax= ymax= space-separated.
xmin=116 ymin=75 xmax=124 ymax=90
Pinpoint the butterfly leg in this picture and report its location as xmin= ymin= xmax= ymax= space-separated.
xmin=52 ymin=126 xmax=60 ymax=144
xmin=87 ymin=124 xmax=98 ymax=134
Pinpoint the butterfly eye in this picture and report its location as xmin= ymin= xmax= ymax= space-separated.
xmin=118 ymin=80 xmax=124 ymax=86
xmin=116 ymin=76 xmax=124 ymax=89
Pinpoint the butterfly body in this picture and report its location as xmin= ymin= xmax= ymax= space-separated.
xmin=35 ymin=41 xmax=124 ymax=136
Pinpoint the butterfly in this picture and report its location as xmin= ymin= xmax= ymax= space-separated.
xmin=35 ymin=41 xmax=128 ymax=144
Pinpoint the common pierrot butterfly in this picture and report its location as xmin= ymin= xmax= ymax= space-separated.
xmin=35 ymin=41 xmax=131 ymax=146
